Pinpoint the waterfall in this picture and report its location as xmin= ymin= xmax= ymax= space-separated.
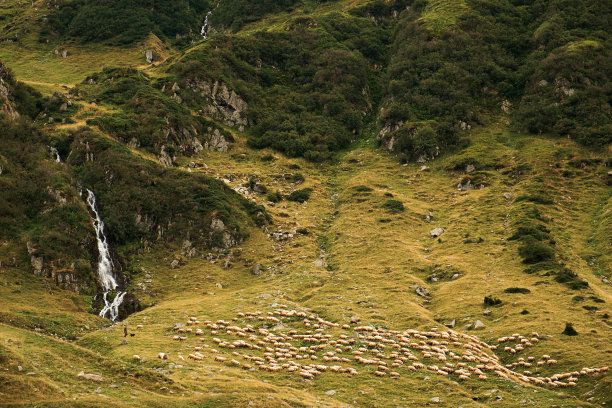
xmin=49 ymin=146 xmax=61 ymax=162
xmin=201 ymin=11 xmax=213 ymax=38
xmin=201 ymin=0 xmax=222 ymax=39
xmin=85 ymin=189 xmax=125 ymax=321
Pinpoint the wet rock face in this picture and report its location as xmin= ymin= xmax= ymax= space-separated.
xmin=91 ymin=292 xmax=140 ymax=321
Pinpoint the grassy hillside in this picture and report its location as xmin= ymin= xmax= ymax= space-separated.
xmin=0 ymin=0 xmax=610 ymax=407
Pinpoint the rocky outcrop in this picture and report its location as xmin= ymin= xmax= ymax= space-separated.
xmin=377 ymin=121 xmax=403 ymax=152
xmin=205 ymin=128 xmax=231 ymax=152
xmin=0 ymin=63 xmax=19 ymax=120
xmin=185 ymin=79 xmax=248 ymax=128
xmin=26 ymin=240 xmax=88 ymax=293
xmin=158 ymin=145 xmax=175 ymax=167
xmin=210 ymin=217 xmax=241 ymax=251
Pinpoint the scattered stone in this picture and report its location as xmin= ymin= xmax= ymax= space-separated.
xmin=465 ymin=164 xmax=475 ymax=173
xmin=77 ymin=371 xmax=103 ymax=382
xmin=473 ymin=320 xmax=485 ymax=329
xmin=451 ymin=273 xmax=460 ymax=280
xmin=325 ymin=390 xmax=336 ymax=396
xmin=170 ymin=259 xmax=180 ymax=269
xmin=502 ymin=193 xmax=513 ymax=200
xmin=430 ymin=397 xmax=440 ymax=403
xmin=419 ymin=165 xmax=428 ymax=171
xmin=313 ymin=259 xmax=327 ymax=268
xmin=430 ymin=228 xmax=445 ymax=238
xmin=252 ymin=264 xmax=263 ymax=276
xmin=415 ymin=286 xmax=430 ymax=297
xmin=444 ymin=319 xmax=456 ymax=328
xmin=483 ymin=310 xmax=492 ymax=316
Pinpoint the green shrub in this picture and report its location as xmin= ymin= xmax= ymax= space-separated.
xmin=518 ymin=239 xmax=555 ymax=264
xmin=516 ymin=194 xmax=554 ymax=205
xmin=382 ymin=200 xmax=404 ymax=213
xmin=562 ymin=323 xmax=578 ymax=336
xmin=267 ymin=191 xmax=283 ymax=203
xmin=47 ymin=0 xmax=212 ymax=44
xmin=284 ymin=173 xmax=305 ymax=183
xmin=287 ymin=188 xmax=313 ymax=203
xmin=484 ymin=295 xmax=502 ymax=306
xmin=523 ymin=261 xmax=559 ymax=274
xmin=504 ymin=287 xmax=531 ymax=294
xmin=509 ymin=224 xmax=550 ymax=241
xmin=583 ymin=305 xmax=598 ymax=311
xmin=572 ymin=296 xmax=584 ymax=302
xmin=520 ymin=309 xmax=530 ymax=315
xmin=555 ymin=268 xmax=588 ymax=290
xmin=353 ymin=185 xmax=373 ymax=192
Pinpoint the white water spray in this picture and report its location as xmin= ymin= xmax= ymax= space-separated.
xmin=85 ymin=189 xmax=125 ymax=321
xmin=49 ymin=146 xmax=61 ymax=162
xmin=201 ymin=11 xmax=213 ymax=38
xmin=201 ymin=0 xmax=222 ymax=38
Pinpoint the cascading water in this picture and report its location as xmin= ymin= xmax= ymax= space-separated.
xmin=85 ymin=189 xmax=125 ymax=321
xmin=49 ymin=146 xmax=61 ymax=162
xmin=201 ymin=11 xmax=213 ymax=38
xmin=201 ymin=0 xmax=222 ymax=38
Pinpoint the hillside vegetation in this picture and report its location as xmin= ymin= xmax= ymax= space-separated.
xmin=0 ymin=0 xmax=610 ymax=407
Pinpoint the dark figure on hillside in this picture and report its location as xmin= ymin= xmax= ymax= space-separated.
xmin=124 ymin=326 xmax=128 ymax=337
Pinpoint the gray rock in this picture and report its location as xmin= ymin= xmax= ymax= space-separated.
xmin=206 ymin=129 xmax=230 ymax=152
xmin=325 ymin=390 xmax=336 ymax=396
xmin=465 ymin=164 xmax=475 ymax=173
xmin=170 ymin=259 xmax=180 ymax=269
xmin=158 ymin=146 xmax=174 ymax=167
xmin=457 ymin=179 xmax=472 ymax=191
xmin=415 ymin=286 xmax=430 ymax=297
xmin=430 ymin=228 xmax=445 ymax=238
xmin=502 ymin=193 xmax=513 ymax=200
xmin=473 ymin=320 xmax=485 ymax=329
xmin=251 ymin=264 xmax=263 ymax=276
xmin=443 ymin=319 xmax=455 ymax=328
xmin=77 ymin=371 xmax=103 ymax=382
xmin=144 ymin=50 xmax=156 ymax=63
xmin=430 ymin=397 xmax=440 ymax=403
xmin=313 ymin=259 xmax=327 ymax=268
xmin=482 ymin=309 xmax=492 ymax=316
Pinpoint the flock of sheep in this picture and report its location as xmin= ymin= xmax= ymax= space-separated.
xmin=138 ymin=306 xmax=607 ymax=389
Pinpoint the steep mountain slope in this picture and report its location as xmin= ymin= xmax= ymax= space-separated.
xmin=0 ymin=0 xmax=610 ymax=407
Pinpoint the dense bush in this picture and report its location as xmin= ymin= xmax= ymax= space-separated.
xmin=562 ymin=322 xmax=578 ymax=336
xmin=0 ymin=115 xmax=95 ymax=285
xmin=379 ymin=0 xmax=612 ymax=159
xmin=170 ymin=14 xmax=384 ymax=161
xmin=518 ymin=239 xmax=555 ymax=264
xmin=484 ymin=295 xmax=502 ymax=306
xmin=382 ymin=199 xmax=404 ymax=213
xmin=504 ymin=287 xmax=531 ymax=294
xmin=68 ymin=127 xmax=266 ymax=247
xmin=48 ymin=0 xmax=212 ymax=44
xmin=75 ymin=68 xmax=228 ymax=159
xmin=287 ymin=188 xmax=313 ymax=203
xmin=211 ymin=0 xmax=301 ymax=32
